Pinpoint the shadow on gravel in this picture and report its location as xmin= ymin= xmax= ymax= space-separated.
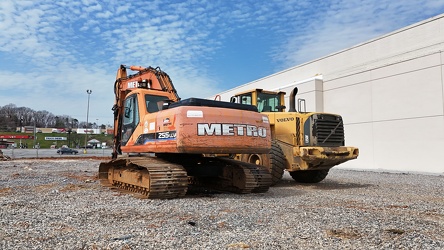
xmin=186 ymin=186 xmax=224 ymax=198
xmin=307 ymin=180 xmax=373 ymax=190
xmin=274 ymin=179 xmax=373 ymax=190
xmin=184 ymin=186 xmax=307 ymax=199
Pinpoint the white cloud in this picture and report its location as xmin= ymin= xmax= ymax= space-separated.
xmin=83 ymin=3 xmax=102 ymax=13
xmin=96 ymin=10 xmax=112 ymax=19
xmin=270 ymin=0 xmax=444 ymax=69
xmin=1 ymin=0 xmax=443 ymax=124
xmin=115 ymin=5 xmax=130 ymax=15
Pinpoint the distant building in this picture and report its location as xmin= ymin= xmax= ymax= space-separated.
xmin=76 ymin=128 xmax=102 ymax=134
xmin=24 ymin=126 xmax=35 ymax=133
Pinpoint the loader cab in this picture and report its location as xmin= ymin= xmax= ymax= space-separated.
xmin=231 ymin=89 xmax=286 ymax=112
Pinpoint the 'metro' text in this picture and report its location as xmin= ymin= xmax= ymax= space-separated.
xmin=197 ymin=123 xmax=267 ymax=138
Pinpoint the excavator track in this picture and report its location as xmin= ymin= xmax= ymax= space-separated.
xmin=221 ymin=158 xmax=272 ymax=193
xmin=98 ymin=157 xmax=188 ymax=199
xmin=242 ymin=162 xmax=274 ymax=193
xmin=99 ymin=156 xmax=272 ymax=198
xmin=187 ymin=157 xmax=272 ymax=194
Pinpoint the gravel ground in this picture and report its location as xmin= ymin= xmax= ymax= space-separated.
xmin=0 ymin=159 xmax=443 ymax=250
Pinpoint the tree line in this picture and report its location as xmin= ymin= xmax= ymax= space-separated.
xmin=0 ymin=103 xmax=101 ymax=132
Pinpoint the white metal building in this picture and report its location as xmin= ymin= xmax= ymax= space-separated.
xmin=213 ymin=14 xmax=444 ymax=174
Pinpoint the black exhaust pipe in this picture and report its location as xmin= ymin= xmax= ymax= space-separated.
xmin=288 ymin=87 xmax=298 ymax=112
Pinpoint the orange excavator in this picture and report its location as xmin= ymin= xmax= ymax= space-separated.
xmin=98 ymin=65 xmax=272 ymax=198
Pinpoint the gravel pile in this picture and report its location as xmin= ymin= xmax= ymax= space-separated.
xmin=0 ymin=159 xmax=443 ymax=249
xmin=0 ymin=150 xmax=11 ymax=161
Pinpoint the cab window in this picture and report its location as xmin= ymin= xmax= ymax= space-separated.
xmin=121 ymin=94 xmax=139 ymax=145
xmin=145 ymin=94 xmax=170 ymax=113
xmin=239 ymin=94 xmax=252 ymax=105
xmin=257 ymin=92 xmax=280 ymax=112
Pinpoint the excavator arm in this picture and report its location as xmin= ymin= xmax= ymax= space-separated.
xmin=111 ymin=65 xmax=180 ymax=158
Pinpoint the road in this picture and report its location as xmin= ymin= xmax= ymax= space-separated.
xmin=1 ymin=148 xmax=113 ymax=159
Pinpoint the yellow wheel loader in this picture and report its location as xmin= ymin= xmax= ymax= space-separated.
xmin=230 ymin=88 xmax=359 ymax=185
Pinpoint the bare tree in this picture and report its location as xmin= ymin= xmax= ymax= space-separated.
xmin=0 ymin=104 xmax=19 ymax=131
xmin=0 ymin=104 xmax=82 ymax=132
xmin=34 ymin=110 xmax=52 ymax=127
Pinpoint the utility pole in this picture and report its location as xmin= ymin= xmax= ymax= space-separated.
xmin=84 ymin=89 xmax=92 ymax=154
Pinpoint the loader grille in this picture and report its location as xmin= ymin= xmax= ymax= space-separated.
xmin=313 ymin=114 xmax=345 ymax=146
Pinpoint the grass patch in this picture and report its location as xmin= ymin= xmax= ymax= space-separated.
xmin=1 ymin=131 xmax=113 ymax=149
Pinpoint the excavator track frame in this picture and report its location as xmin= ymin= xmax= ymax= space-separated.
xmin=179 ymin=157 xmax=272 ymax=194
xmin=99 ymin=157 xmax=188 ymax=199
xmin=99 ymin=156 xmax=272 ymax=198
xmin=216 ymin=158 xmax=272 ymax=194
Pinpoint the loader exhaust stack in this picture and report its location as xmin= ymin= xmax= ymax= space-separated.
xmin=288 ymin=87 xmax=298 ymax=112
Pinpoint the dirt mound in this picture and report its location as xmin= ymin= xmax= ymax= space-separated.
xmin=0 ymin=149 xmax=11 ymax=161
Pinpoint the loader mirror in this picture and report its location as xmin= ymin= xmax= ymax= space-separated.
xmin=298 ymin=98 xmax=306 ymax=113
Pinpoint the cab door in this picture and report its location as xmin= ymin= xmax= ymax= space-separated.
xmin=121 ymin=94 xmax=140 ymax=146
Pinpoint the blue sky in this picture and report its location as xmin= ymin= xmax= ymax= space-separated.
xmin=1 ymin=0 xmax=444 ymax=126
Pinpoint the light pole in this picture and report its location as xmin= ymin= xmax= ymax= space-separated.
xmin=72 ymin=119 xmax=78 ymax=148
xmin=32 ymin=115 xmax=39 ymax=157
xmin=84 ymin=89 xmax=92 ymax=153
xmin=19 ymin=116 xmax=23 ymax=148
xmin=33 ymin=116 xmax=36 ymax=148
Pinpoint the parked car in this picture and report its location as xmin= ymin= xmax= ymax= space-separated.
xmin=57 ymin=148 xmax=78 ymax=155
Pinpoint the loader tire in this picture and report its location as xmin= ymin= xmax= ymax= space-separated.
xmin=268 ymin=142 xmax=286 ymax=185
xmin=241 ymin=141 xmax=286 ymax=185
xmin=289 ymin=169 xmax=329 ymax=183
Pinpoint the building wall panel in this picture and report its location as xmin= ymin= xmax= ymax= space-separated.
xmin=339 ymin=123 xmax=374 ymax=169
xmin=371 ymin=65 xmax=443 ymax=121
xmin=324 ymin=81 xmax=373 ymax=124
xmin=371 ymin=117 xmax=444 ymax=173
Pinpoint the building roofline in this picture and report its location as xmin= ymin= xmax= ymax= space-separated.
xmin=216 ymin=13 xmax=444 ymax=96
